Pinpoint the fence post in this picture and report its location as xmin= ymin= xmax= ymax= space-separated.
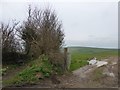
xmin=67 ymin=52 xmax=71 ymax=70
xmin=64 ymin=48 xmax=71 ymax=71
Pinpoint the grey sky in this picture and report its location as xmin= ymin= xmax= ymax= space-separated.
xmin=0 ymin=0 xmax=118 ymax=48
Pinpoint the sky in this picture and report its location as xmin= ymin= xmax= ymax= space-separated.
xmin=0 ymin=0 xmax=118 ymax=48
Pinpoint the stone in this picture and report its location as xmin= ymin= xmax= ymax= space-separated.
xmin=112 ymin=62 xmax=117 ymax=65
xmin=103 ymin=72 xmax=115 ymax=77
xmin=88 ymin=58 xmax=97 ymax=65
xmin=96 ymin=61 xmax=108 ymax=67
xmin=109 ymin=73 xmax=115 ymax=77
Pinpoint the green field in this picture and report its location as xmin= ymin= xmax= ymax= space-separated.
xmin=68 ymin=47 xmax=118 ymax=71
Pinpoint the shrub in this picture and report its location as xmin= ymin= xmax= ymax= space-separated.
xmin=20 ymin=6 xmax=64 ymax=59
xmin=48 ymin=52 xmax=65 ymax=73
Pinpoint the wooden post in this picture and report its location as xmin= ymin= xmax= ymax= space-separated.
xmin=64 ymin=48 xmax=68 ymax=54
xmin=64 ymin=48 xmax=71 ymax=71
xmin=64 ymin=48 xmax=68 ymax=71
xmin=67 ymin=52 xmax=71 ymax=70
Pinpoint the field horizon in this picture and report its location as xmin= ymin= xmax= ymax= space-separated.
xmin=67 ymin=46 xmax=118 ymax=71
xmin=67 ymin=46 xmax=118 ymax=50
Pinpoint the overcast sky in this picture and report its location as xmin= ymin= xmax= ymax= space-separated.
xmin=0 ymin=0 xmax=118 ymax=48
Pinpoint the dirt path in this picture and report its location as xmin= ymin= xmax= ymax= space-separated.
xmin=3 ymin=64 xmax=27 ymax=81
xmin=63 ymin=57 xmax=118 ymax=88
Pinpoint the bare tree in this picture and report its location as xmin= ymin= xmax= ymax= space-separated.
xmin=40 ymin=8 xmax=64 ymax=55
xmin=1 ymin=22 xmax=19 ymax=53
xmin=1 ymin=22 xmax=22 ymax=64
xmin=20 ymin=6 xmax=64 ymax=59
xmin=18 ymin=6 xmax=65 ymax=71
